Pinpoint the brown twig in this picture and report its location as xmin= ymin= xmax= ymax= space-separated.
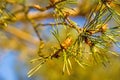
xmin=65 ymin=17 xmax=81 ymax=33
xmin=36 ymin=22 xmax=67 ymax=27
xmin=32 ymin=0 xmax=66 ymax=11
xmin=4 ymin=26 xmax=38 ymax=45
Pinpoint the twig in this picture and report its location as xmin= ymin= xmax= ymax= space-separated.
xmin=24 ymin=6 xmax=43 ymax=41
xmin=65 ymin=17 xmax=81 ymax=33
xmin=4 ymin=26 xmax=38 ymax=45
xmin=31 ymin=0 xmax=66 ymax=11
xmin=36 ymin=22 xmax=67 ymax=27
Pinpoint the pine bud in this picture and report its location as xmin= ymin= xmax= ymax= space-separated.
xmin=101 ymin=24 xmax=108 ymax=32
xmin=61 ymin=37 xmax=72 ymax=49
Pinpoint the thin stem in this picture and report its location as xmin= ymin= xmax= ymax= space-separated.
xmin=36 ymin=22 xmax=67 ymax=27
xmin=66 ymin=17 xmax=81 ymax=33
xmin=23 ymin=5 xmax=43 ymax=41
xmin=31 ymin=0 xmax=66 ymax=11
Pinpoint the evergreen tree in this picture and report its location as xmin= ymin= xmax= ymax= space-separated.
xmin=0 ymin=0 xmax=120 ymax=80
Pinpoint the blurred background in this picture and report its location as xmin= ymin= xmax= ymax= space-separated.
xmin=0 ymin=0 xmax=120 ymax=80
